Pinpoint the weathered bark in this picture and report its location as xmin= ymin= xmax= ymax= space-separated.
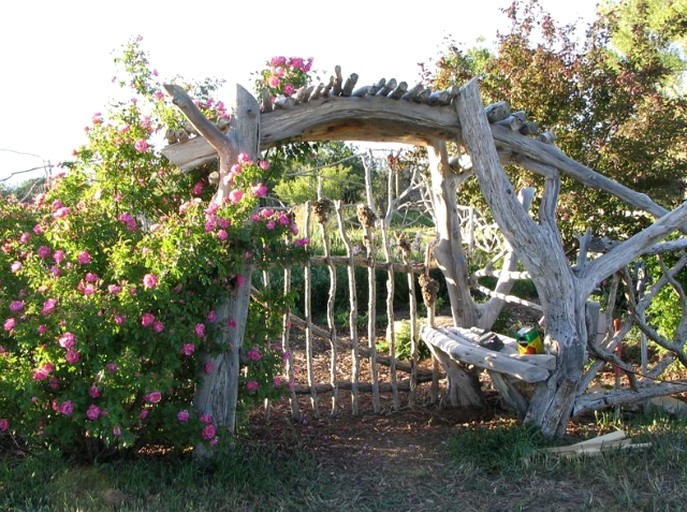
xmin=456 ymin=79 xmax=585 ymax=436
xmin=427 ymin=141 xmax=477 ymax=327
xmin=426 ymin=141 xmax=483 ymax=406
xmin=165 ymin=84 xmax=259 ymax=456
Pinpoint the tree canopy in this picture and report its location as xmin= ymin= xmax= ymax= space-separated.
xmin=431 ymin=0 xmax=687 ymax=245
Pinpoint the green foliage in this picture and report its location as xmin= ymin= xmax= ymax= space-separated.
xmin=447 ymin=421 xmax=550 ymax=474
xmin=0 ymin=38 xmax=309 ymax=457
xmin=274 ymin=164 xmax=363 ymax=205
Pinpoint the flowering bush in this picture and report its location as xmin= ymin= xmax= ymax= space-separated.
xmin=255 ymin=56 xmax=314 ymax=99
xmin=0 ymin=38 xmax=309 ymax=456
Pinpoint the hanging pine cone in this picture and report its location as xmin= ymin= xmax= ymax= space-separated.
xmin=418 ymin=274 xmax=440 ymax=308
xmin=313 ymin=199 xmax=334 ymax=224
xmin=356 ymin=204 xmax=376 ymax=229
xmin=397 ymin=233 xmax=412 ymax=259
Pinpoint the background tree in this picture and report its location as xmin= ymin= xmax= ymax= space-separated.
xmin=431 ymin=0 xmax=687 ymax=245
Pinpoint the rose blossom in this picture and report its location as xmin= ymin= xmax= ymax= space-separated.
xmin=134 ymin=139 xmax=149 ymax=153
xmin=9 ymin=300 xmax=25 ymax=312
xmin=86 ymin=404 xmax=101 ymax=421
xmin=181 ymin=343 xmax=196 ymax=356
xmin=145 ymin=391 xmax=162 ymax=404
xmin=194 ymin=323 xmax=205 ymax=338
xmin=0 ymin=419 xmax=8 ymax=432
xmin=228 ymin=189 xmax=243 ymax=204
xmin=246 ymin=380 xmax=259 ymax=392
xmin=77 ymin=251 xmax=91 ymax=265
xmin=141 ymin=312 xmax=155 ymax=327
xmin=4 ymin=318 xmax=17 ymax=332
xmin=58 ymin=401 xmax=74 ymax=415
xmin=247 ymin=348 xmax=261 ymax=362
xmin=58 ymin=332 xmax=76 ymax=349
xmin=202 ymin=423 xmax=217 ymax=440
xmin=65 ymin=349 xmax=80 ymax=364
xmin=88 ymin=385 xmax=101 ymax=398
xmin=142 ymin=273 xmax=158 ymax=289
xmin=177 ymin=409 xmax=190 ymax=422
xmin=252 ymin=183 xmax=268 ymax=198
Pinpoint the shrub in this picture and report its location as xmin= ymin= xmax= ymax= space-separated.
xmin=0 ymin=38 xmax=309 ymax=456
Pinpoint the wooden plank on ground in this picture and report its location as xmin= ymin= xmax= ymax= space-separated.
xmin=539 ymin=430 xmax=652 ymax=458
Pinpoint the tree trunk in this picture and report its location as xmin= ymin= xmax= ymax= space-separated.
xmin=426 ymin=141 xmax=483 ymax=406
xmin=166 ymin=83 xmax=260 ymax=455
xmin=455 ymin=79 xmax=585 ymax=436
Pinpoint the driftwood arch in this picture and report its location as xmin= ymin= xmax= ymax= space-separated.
xmin=164 ymin=68 xmax=687 ymax=439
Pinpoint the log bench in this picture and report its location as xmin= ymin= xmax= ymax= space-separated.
xmin=421 ymin=325 xmax=556 ymax=417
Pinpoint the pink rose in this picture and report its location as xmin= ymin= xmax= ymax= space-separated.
xmin=77 ymin=251 xmax=91 ymax=265
xmin=228 ymin=189 xmax=243 ymax=204
xmin=89 ymin=385 xmax=101 ymax=398
xmin=139 ymin=409 xmax=149 ymax=420
xmin=37 ymin=246 xmax=51 ymax=258
xmin=177 ymin=409 xmax=190 ymax=422
xmin=58 ymin=332 xmax=76 ymax=349
xmin=10 ymin=300 xmax=25 ymax=312
xmin=4 ymin=318 xmax=16 ymax=332
xmin=86 ymin=404 xmax=101 ymax=421
xmin=252 ymin=183 xmax=268 ymax=198
xmin=65 ymin=349 xmax=80 ymax=364
xmin=141 ymin=313 xmax=155 ymax=327
xmin=143 ymin=273 xmax=158 ymax=289
xmin=59 ymin=400 xmax=74 ymax=416
xmin=181 ymin=343 xmax=196 ymax=356
xmin=145 ymin=391 xmax=162 ymax=404
xmin=0 ymin=419 xmax=8 ymax=432
xmin=108 ymin=284 xmax=122 ymax=294
xmin=194 ymin=323 xmax=205 ymax=338
xmin=247 ymin=348 xmax=261 ymax=362
xmin=202 ymin=423 xmax=217 ymax=440
xmin=113 ymin=426 xmax=122 ymax=436
xmin=134 ymin=139 xmax=149 ymax=153
xmin=153 ymin=320 xmax=164 ymax=333
xmin=246 ymin=380 xmax=259 ymax=392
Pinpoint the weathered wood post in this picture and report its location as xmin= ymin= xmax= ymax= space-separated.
xmin=165 ymin=84 xmax=260 ymax=456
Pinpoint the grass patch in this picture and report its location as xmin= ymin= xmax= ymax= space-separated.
xmin=1 ymin=442 xmax=317 ymax=511
xmin=446 ymin=413 xmax=687 ymax=511
xmin=447 ymin=419 xmax=551 ymax=475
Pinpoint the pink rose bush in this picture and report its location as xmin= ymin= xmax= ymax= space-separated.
xmin=255 ymin=55 xmax=313 ymax=100
xmin=0 ymin=37 xmax=307 ymax=457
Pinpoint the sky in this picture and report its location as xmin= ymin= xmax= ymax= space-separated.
xmin=0 ymin=0 xmax=600 ymax=185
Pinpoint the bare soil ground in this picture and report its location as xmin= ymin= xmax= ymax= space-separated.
xmin=243 ymin=305 xmax=622 ymax=511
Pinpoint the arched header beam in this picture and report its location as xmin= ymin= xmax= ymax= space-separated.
xmin=161 ymin=83 xmax=670 ymax=223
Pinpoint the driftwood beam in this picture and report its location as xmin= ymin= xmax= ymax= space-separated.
xmin=342 ymin=74 xmax=359 ymax=96
xmin=485 ymin=101 xmax=511 ymax=123
xmin=163 ymin=84 xmax=233 ymax=155
xmin=421 ymin=326 xmax=553 ymax=382
xmin=388 ymin=81 xmax=408 ymax=99
xmin=573 ymin=381 xmax=687 ymax=417
xmin=332 ymin=65 xmax=343 ymax=96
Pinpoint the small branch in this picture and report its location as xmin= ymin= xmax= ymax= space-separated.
xmin=573 ymin=381 xmax=687 ymax=417
xmin=163 ymin=84 xmax=233 ymax=155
